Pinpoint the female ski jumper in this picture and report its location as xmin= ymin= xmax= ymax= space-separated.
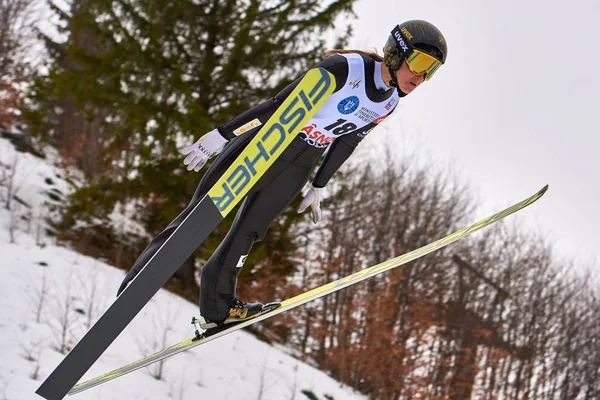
xmin=118 ymin=18 xmax=448 ymax=327
xmin=119 ymin=53 xmax=400 ymax=326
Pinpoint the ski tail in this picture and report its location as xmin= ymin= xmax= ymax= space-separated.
xmin=68 ymin=185 xmax=548 ymax=395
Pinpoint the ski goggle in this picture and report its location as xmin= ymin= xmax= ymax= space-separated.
xmin=405 ymin=49 xmax=443 ymax=81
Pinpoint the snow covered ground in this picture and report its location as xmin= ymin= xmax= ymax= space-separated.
xmin=0 ymin=137 xmax=366 ymax=400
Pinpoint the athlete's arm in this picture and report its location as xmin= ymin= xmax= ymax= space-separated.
xmin=311 ymin=123 xmax=376 ymax=188
xmin=216 ymin=55 xmax=349 ymax=140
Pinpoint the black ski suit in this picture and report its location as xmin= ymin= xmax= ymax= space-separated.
xmin=120 ymin=53 xmax=398 ymax=322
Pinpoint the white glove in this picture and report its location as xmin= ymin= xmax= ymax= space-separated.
xmin=297 ymin=185 xmax=323 ymax=224
xmin=181 ymin=129 xmax=228 ymax=172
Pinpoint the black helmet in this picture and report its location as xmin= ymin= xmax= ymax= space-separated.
xmin=383 ymin=20 xmax=448 ymax=90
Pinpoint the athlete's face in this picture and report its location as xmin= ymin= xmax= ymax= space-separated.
xmin=395 ymin=60 xmax=425 ymax=94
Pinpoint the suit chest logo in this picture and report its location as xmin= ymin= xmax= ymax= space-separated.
xmin=337 ymin=96 xmax=360 ymax=115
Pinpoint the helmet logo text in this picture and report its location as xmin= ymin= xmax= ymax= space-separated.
xmin=394 ymin=31 xmax=409 ymax=53
xmin=401 ymin=27 xmax=413 ymax=40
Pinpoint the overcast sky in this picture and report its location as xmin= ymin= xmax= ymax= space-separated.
xmin=346 ymin=0 xmax=599 ymax=271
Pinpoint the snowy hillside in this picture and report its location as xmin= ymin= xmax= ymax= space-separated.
xmin=0 ymin=137 xmax=366 ymax=400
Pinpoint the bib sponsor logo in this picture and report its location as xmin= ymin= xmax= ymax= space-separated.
xmin=233 ymin=118 xmax=262 ymax=136
xmin=300 ymin=123 xmax=335 ymax=148
xmin=337 ymin=96 xmax=360 ymax=115
xmin=385 ymin=98 xmax=396 ymax=111
xmin=355 ymin=107 xmax=380 ymax=123
xmin=349 ymin=78 xmax=361 ymax=89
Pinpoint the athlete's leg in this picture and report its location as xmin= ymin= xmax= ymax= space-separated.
xmin=199 ymin=160 xmax=315 ymax=321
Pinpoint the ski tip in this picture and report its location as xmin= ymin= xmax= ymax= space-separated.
xmin=527 ymin=185 xmax=548 ymax=204
xmin=534 ymin=184 xmax=549 ymax=197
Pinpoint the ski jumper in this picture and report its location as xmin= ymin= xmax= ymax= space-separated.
xmin=128 ymin=53 xmax=399 ymax=322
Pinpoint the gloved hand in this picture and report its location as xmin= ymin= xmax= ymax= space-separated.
xmin=181 ymin=129 xmax=228 ymax=172
xmin=297 ymin=185 xmax=324 ymax=224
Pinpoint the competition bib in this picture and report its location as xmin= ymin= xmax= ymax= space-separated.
xmin=300 ymin=53 xmax=399 ymax=148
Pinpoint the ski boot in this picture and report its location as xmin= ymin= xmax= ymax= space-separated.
xmin=196 ymin=299 xmax=265 ymax=330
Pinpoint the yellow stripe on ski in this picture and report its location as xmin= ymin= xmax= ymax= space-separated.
xmin=208 ymin=68 xmax=335 ymax=217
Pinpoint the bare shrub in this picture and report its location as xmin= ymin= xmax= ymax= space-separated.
xmin=2 ymin=153 xmax=19 ymax=211
xmin=135 ymin=301 xmax=178 ymax=380
xmin=0 ymin=0 xmax=38 ymax=80
xmin=25 ymin=267 xmax=48 ymax=323
xmin=47 ymin=269 xmax=76 ymax=354
xmin=76 ymin=261 xmax=107 ymax=330
xmin=255 ymin=351 xmax=279 ymax=400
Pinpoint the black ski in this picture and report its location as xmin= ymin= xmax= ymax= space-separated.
xmin=35 ymin=68 xmax=334 ymax=400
